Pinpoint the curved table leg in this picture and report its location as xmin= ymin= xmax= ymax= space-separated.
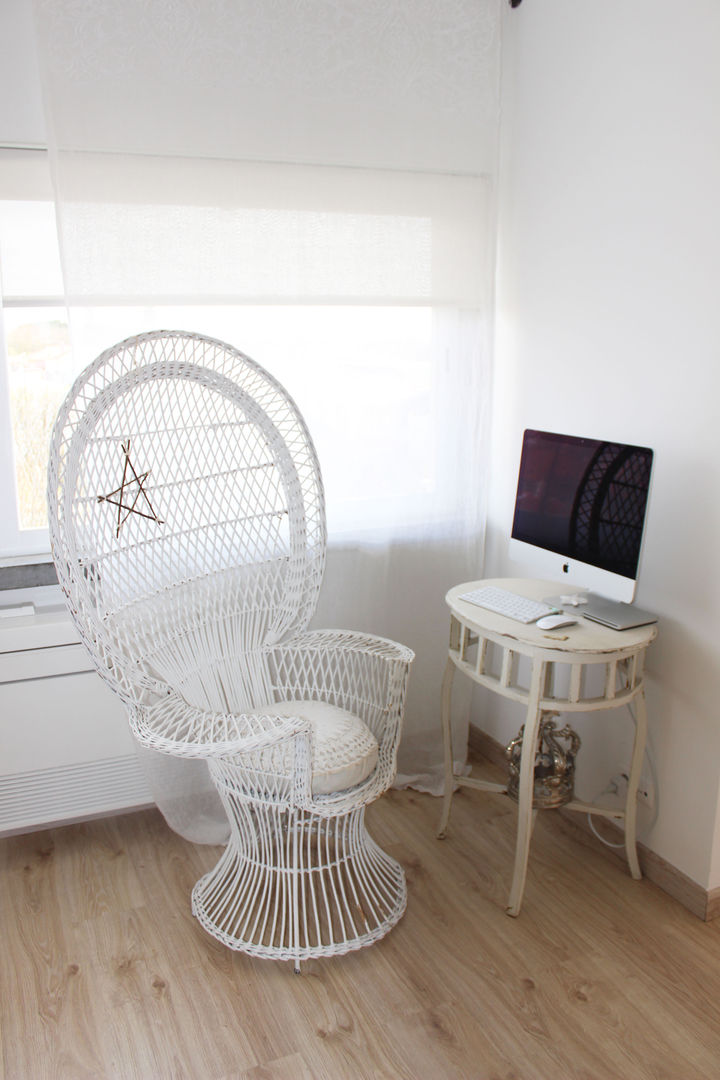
xmin=437 ymin=656 xmax=457 ymax=839
xmin=505 ymin=660 xmax=545 ymax=917
xmin=624 ymin=690 xmax=648 ymax=880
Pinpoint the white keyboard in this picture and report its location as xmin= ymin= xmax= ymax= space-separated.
xmin=459 ymin=586 xmax=558 ymax=624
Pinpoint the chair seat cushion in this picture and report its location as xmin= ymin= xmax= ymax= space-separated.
xmin=253 ymin=699 xmax=379 ymax=795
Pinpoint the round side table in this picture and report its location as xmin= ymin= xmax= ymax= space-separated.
xmin=438 ymin=578 xmax=657 ymax=916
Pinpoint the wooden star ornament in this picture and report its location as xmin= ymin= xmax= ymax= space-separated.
xmin=97 ymin=440 xmax=164 ymax=538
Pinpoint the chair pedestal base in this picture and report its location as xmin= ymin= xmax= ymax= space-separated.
xmin=191 ymin=800 xmax=407 ymax=966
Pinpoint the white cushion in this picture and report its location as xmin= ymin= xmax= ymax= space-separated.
xmin=253 ymin=699 xmax=378 ymax=795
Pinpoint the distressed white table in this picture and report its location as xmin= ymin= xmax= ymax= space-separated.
xmin=438 ymin=578 xmax=657 ymax=916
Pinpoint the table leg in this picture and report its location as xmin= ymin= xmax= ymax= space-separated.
xmin=624 ymin=690 xmax=648 ymax=880
xmin=505 ymin=660 xmax=545 ymax=917
xmin=437 ymin=656 xmax=457 ymax=839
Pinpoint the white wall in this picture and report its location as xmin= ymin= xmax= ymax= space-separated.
xmin=484 ymin=0 xmax=720 ymax=889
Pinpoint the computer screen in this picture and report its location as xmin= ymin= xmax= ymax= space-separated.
xmin=509 ymin=429 xmax=653 ymax=602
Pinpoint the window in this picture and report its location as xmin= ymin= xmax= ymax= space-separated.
xmin=1 ymin=304 xmax=444 ymax=559
xmin=3 ymin=307 xmax=71 ymax=531
xmin=0 ymin=149 xmax=72 ymax=558
xmin=0 ymin=149 xmax=486 ymax=560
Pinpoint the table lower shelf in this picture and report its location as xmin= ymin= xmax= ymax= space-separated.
xmin=445 ymin=772 xmax=628 ymax=823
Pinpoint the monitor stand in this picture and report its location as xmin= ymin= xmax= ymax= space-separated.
xmin=543 ymin=592 xmax=658 ymax=631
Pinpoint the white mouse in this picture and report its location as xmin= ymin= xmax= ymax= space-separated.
xmin=536 ymin=614 xmax=578 ymax=630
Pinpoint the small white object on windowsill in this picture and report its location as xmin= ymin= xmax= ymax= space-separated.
xmin=0 ymin=603 xmax=35 ymax=618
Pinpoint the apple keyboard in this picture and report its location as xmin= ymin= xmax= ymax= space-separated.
xmin=459 ymin=586 xmax=558 ymax=624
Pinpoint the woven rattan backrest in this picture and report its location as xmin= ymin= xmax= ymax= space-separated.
xmin=48 ymin=331 xmax=326 ymax=705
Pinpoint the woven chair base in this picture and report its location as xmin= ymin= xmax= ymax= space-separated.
xmin=191 ymin=802 xmax=407 ymax=966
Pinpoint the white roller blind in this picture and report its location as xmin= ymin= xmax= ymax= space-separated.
xmin=0 ymin=149 xmax=63 ymax=298
xmin=32 ymin=0 xmax=501 ymax=175
xmin=29 ymin=0 xmax=499 ymax=308
xmin=51 ymin=152 xmax=488 ymax=307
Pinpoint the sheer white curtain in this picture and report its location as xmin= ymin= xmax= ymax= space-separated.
xmin=31 ymin=0 xmax=500 ymax=837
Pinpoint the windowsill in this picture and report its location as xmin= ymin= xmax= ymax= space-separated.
xmin=0 ymin=583 xmax=74 ymax=652
xmin=0 ymin=552 xmax=54 ymax=567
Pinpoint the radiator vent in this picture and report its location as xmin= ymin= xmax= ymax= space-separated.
xmin=0 ymin=755 xmax=153 ymax=835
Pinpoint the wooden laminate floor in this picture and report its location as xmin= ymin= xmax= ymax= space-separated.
xmin=2 ymin=777 xmax=720 ymax=1079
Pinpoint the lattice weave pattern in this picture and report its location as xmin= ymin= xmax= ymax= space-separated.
xmin=47 ymin=331 xmax=413 ymax=967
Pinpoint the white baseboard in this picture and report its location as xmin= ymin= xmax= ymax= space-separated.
xmin=0 ymin=754 xmax=153 ymax=836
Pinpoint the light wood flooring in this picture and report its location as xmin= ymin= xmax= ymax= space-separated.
xmin=2 ymin=770 xmax=720 ymax=1079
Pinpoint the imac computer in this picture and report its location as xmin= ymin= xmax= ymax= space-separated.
xmin=509 ymin=429 xmax=654 ymax=617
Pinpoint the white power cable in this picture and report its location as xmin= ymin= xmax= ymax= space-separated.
xmin=586 ymin=695 xmax=659 ymax=848
xmin=587 ymin=775 xmax=626 ymax=848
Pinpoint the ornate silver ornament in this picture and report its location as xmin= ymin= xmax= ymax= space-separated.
xmin=506 ymin=714 xmax=581 ymax=809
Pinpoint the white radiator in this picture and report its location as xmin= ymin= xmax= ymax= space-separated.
xmin=0 ymin=589 xmax=152 ymax=835
xmin=0 ymin=754 xmax=152 ymax=836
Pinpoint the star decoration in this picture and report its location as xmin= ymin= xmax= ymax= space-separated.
xmin=97 ymin=440 xmax=164 ymax=538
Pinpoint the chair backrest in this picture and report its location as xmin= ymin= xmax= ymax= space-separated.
xmin=48 ymin=331 xmax=326 ymax=709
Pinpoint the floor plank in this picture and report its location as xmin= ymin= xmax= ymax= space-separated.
xmin=2 ymin=777 xmax=720 ymax=1079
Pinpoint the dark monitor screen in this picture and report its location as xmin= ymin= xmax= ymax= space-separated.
xmin=511 ymin=430 xmax=653 ymax=581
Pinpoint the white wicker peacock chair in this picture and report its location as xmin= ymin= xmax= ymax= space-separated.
xmin=47 ymin=330 xmax=413 ymax=970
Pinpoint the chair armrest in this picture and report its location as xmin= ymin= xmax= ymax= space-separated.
xmin=273 ymin=628 xmax=414 ymax=665
xmin=270 ymin=628 xmax=414 ymax=748
xmin=269 ymin=629 xmax=413 ymax=809
xmin=129 ymin=687 xmax=312 ymax=759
